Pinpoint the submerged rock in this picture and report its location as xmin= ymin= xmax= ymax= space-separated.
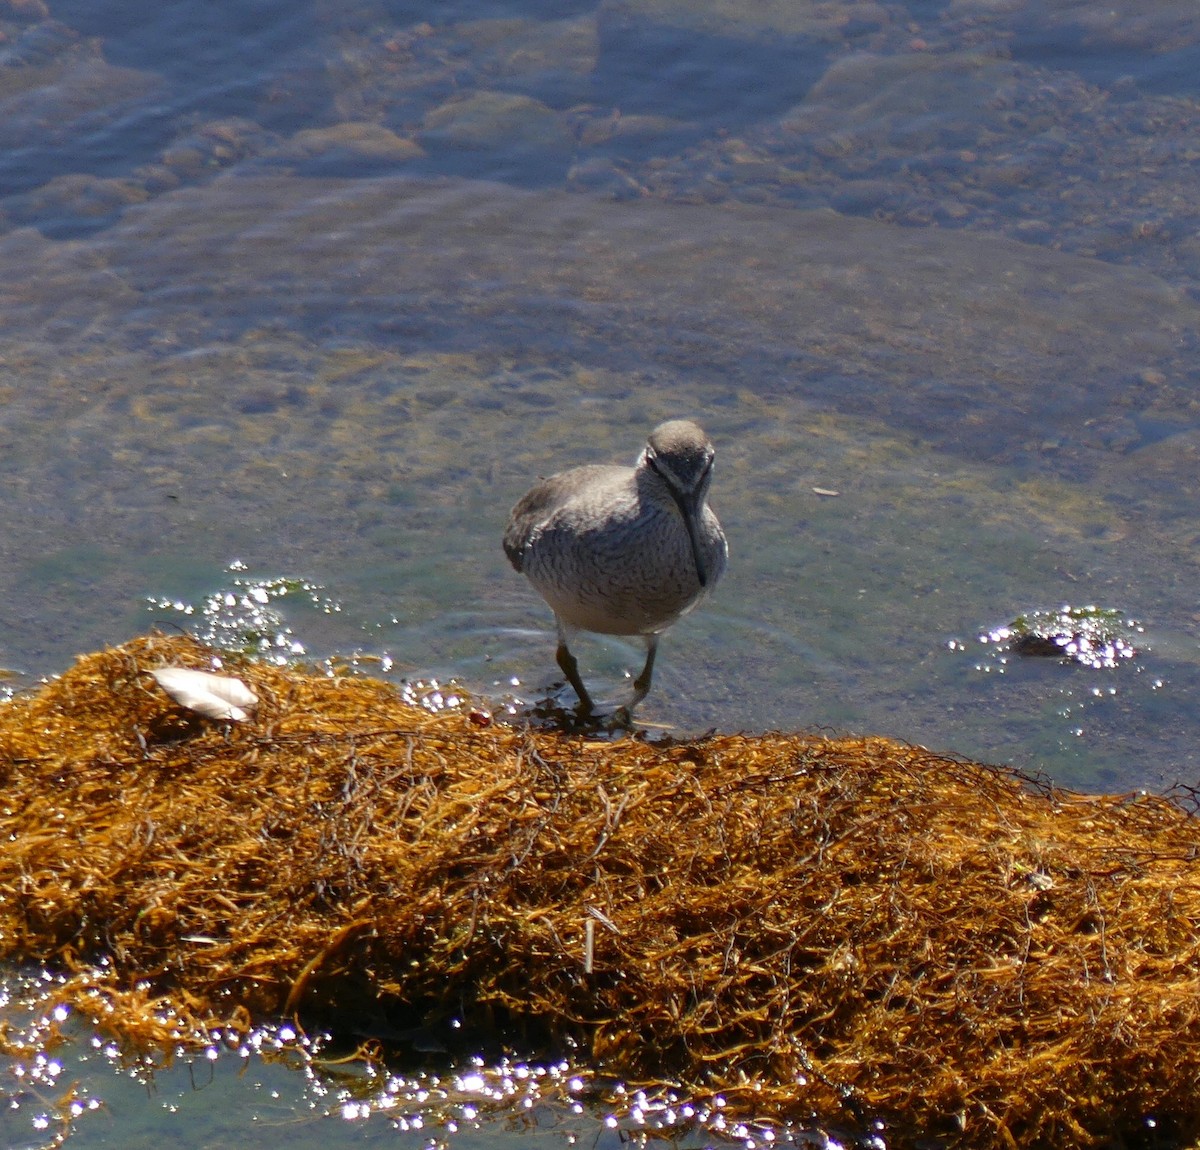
xmin=422 ymin=90 xmax=571 ymax=152
xmin=986 ymin=605 xmax=1142 ymax=668
xmin=279 ymin=121 xmax=424 ymax=170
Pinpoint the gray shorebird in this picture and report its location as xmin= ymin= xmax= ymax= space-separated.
xmin=503 ymin=419 xmax=727 ymax=716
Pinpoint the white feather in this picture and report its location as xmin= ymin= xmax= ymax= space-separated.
xmin=150 ymin=667 xmax=258 ymax=722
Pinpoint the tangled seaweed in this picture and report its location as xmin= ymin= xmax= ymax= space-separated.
xmin=1 ymin=634 xmax=1199 ymax=1148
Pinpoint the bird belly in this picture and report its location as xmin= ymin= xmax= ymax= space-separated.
xmin=523 ymin=519 xmax=704 ymax=637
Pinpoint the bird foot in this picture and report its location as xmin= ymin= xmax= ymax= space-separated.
xmin=512 ymin=680 xmax=644 ymax=735
xmin=609 ymin=705 xmax=636 ymax=731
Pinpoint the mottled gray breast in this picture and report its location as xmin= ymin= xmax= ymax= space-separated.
xmin=505 ymin=458 xmax=725 ymax=637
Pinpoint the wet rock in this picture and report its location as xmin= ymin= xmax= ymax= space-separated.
xmin=782 ymin=50 xmax=1030 ymax=150
xmin=596 ymin=0 xmax=866 ymax=125
xmin=1051 ymin=0 xmax=1200 ymax=52
xmin=566 ymin=156 xmax=645 ymax=199
xmin=621 ymin=43 xmax=1200 ymax=300
xmin=1110 ymin=430 xmax=1200 ymax=497
xmin=829 ymin=179 xmax=905 ymax=216
xmin=279 ymin=122 xmax=424 ymax=171
xmin=328 ymin=22 xmax=459 ymax=128
xmin=422 ymin=90 xmax=571 ymax=152
xmin=0 ymin=0 xmax=51 ymax=19
xmin=0 ymin=223 xmax=138 ymax=332
xmin=0 ymin=33 xmax=161 ymax=153
xmin=998 ymin=0 xmax=1200 ymax=93
xmin=4 ymin=173 xmax=149 ymax=233
xmin=39 ymin=173 xmax=1199 ymax=463
xmin=0 ymin=15 xmax=76 ymax=67
xmin=326 ymin=15 xmax=596 ymax=135
xmin=156 ymin=118 xmax=275 ymax=182
xmin=983 ymin=606 xmax=1141 ymax=668
xmin=130 ymin=163 xmax=182 ymax=195
xmin=599 ymin=0 xmax=890 ymax=40
xmin=575 ymin=108 xmax=694 ymax=146
xmin=454 ymin=15 xmax=598 ymax=105
xmin=1076 ymin=416 xmax=1140 ymax=454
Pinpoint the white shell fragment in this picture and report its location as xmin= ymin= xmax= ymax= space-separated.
xmin=149 ymin=667 xmax=259 ymax=722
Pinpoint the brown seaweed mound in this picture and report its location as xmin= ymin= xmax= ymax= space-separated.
xmin=2 ymin=634 xmax=1199 ymax=1148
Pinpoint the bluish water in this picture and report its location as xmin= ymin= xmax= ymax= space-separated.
xmin=0 ymin=973 xmax=777 ymax=1150
xmin=3 ymin=0 xmax=1200 ymax=1142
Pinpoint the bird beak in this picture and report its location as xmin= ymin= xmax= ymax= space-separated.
xmin=676 ymin=494 xmax=709 ymax=588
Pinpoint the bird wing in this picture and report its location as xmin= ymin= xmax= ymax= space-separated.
xmin=502 ymin=465 xmax=625 ymax=573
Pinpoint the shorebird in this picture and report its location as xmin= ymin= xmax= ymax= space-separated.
xmin=503 ymin=419 xmax=727 ymax=716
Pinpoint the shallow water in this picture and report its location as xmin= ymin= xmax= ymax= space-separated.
xmin=0 ymin=974 xmax=792 ymax=1150
xmin=3 ymin=0 xmax=1200 ymax=1142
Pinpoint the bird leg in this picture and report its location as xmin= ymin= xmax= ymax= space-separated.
xmin=629 ymin=635 xmax=659 ymax=710
xmin=555 ymin=638 xmax=594 ymax=715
